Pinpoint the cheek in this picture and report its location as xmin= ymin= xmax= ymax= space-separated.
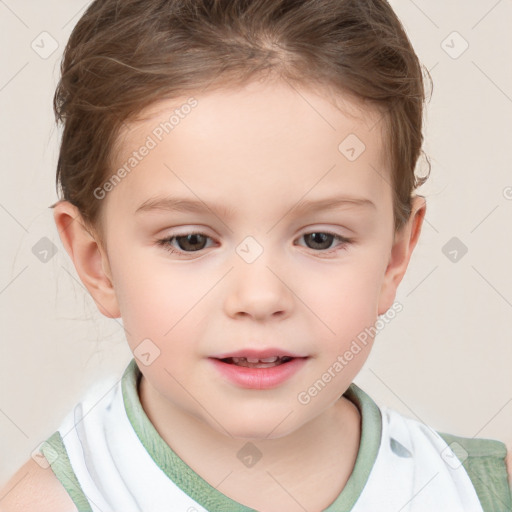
xmin=296 ymin=262 xmax=387 ymax=393
xmin=109 ymin=248 xmax=209 ymax=352
xmin=302 ymin=256 xmax=386 ymax=336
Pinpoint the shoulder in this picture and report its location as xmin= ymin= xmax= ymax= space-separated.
xmin=506 ymin=447 xmax=512 ymax=488
xmin=436 ymin=431 xmax=512 ymax=511
xmin=0 ymin=457 xmax=78 ymax=512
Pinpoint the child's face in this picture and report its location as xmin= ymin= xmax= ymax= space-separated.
xmin=87 ymin=79 xmax=422 ymax=438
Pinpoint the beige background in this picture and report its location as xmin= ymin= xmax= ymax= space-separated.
xmin=1 ymin=0 xmax=511 ymax=485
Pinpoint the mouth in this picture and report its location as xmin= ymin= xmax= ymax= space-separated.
xmin=208 ymin=353 xmax=309 ymax=389
xmin=216 ymin=355 xmax=297 ymax=368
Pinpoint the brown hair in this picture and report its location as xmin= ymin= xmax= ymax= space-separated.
xmin=52 ymin=0 xmax=431 ymax=242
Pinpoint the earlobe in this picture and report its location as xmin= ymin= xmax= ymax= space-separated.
xmin=377 ymin=196 xmax=427 ymax=316
xmin=53 ymin=201 xmax=121 ymax=319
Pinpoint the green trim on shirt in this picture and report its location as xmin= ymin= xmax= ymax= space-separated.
xmin=437 ymin=431 xmax=512 ymax=512
xmin=122 ymin=358 xmax=383 ymax=511
xmin=40 ymin=431 xmax=94 ymax=512
xmin=320 ymin=381 xmax=383 ymax=511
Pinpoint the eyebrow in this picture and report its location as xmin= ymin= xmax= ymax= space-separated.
xmin=135 ymin=194 xmax=376 ymax=218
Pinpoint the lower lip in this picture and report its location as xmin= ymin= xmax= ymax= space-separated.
xmin=209 ymin=358 xmax=308 ymax=389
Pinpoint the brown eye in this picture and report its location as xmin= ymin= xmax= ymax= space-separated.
xmin=303 ymin=232 xmax=336 ymax=250
xmin=296 ymin=231 xmax=352 ymax=255
xmin=174 ymin=233 xmax=208 ymax=252
xmin=156 ymin=231 xmax=213 ymax=255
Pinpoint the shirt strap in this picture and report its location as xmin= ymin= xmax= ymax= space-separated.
xmin=437 ymin=431 xmax=512 ymax=512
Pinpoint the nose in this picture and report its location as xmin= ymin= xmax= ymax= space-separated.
xmin=224 ymin=248 xmax=294 ymax=321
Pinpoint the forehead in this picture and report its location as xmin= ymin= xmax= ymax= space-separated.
xmin=105 ymin=80 xmax=391 ymax=218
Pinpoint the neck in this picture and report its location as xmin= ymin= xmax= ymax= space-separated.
xmin=139 ymin=375 xmax=361 ymax=512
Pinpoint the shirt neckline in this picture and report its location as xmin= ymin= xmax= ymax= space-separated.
xmin=121 ymin=358 xmax=382 ymax=511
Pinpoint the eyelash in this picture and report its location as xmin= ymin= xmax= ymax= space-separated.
xmin=155 ymin=230 xmax=353 ymax=257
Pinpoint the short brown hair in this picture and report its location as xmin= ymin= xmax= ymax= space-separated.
xmin=52 ymin=0 xmax=431 ymax=240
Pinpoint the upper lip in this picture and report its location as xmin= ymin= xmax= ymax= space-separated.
xmin=210 ymin=348 xmax=308 ymax=359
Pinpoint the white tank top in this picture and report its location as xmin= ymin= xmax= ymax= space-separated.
xmin=40 ymin=359 xmax=492 ymax=511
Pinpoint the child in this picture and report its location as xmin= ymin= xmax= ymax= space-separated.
xmin=2 ymin=0 xmax=511 ymax=510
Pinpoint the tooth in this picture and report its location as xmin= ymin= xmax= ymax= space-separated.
xmin=260 ymin=356 xmax=278 ymax=363
xmin=246 ymin=357 xmax=260 ymax=363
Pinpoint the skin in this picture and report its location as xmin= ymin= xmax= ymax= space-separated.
xmin=52 ymin=78 xmax=427 ymax=512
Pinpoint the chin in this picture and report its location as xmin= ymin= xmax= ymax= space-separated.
xmin=209 ymin=410 xmax=309 ymax=442
xmin=225 ymin=425 xmax=293 ymax=441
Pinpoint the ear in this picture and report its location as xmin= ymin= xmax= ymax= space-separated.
xmin=378 ymin=195 xmax=426 ymax=315
xmin=53 ymin=201 xmax=121 ymax=319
